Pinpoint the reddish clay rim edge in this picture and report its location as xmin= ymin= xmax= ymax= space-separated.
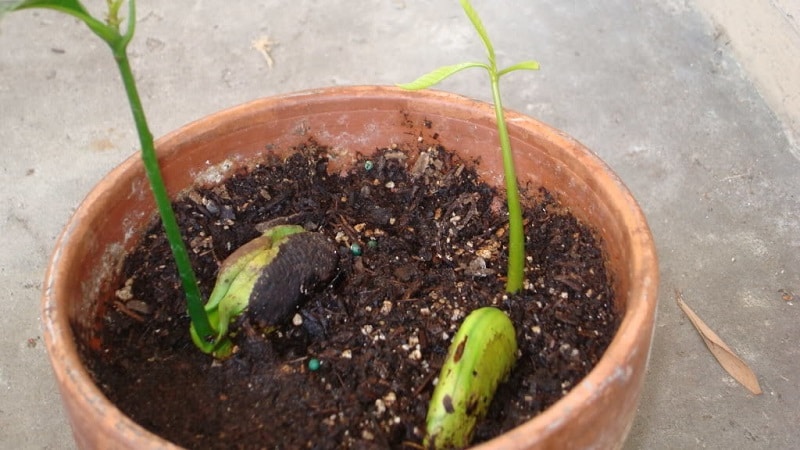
xmin=41 ymin=85 xmax=658 ymax=448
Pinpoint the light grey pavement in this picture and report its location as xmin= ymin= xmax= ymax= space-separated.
xmin=1 ymin=1 xmax=798 ymax=448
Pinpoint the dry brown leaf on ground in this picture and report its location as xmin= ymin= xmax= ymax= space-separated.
xmin=675 ymin=290 xmax=762 ymax=395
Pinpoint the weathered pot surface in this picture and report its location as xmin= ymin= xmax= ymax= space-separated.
xmin=42 ymin=85 xmax=658 ymax=449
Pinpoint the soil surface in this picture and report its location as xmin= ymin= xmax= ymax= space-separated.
xmin=81 ymin=139 xmax=618 ymax=449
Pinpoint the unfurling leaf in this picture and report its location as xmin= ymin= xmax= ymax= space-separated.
xmin=2 ymin=0 xmax=89 ymax=16
xmin=425 ymin=307 xmax=517 ymax=449
xmin=1 ymin=0 xmax=128 ymax=44
xmin=191 ymin=225 xmax=338 ymax=358
xmin=397 ymin=62 xmax=488 ymax=91
xmin=458 ymin=0 xmax=495 ymax=65
xmin=497 ymin=60 xmax=541 ymax=77
xmin=676 ymin=290 xmax=762 ymax=395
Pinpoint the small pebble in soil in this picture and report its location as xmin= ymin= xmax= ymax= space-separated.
xmin=364 ymin=160 xmax=374 ymax=171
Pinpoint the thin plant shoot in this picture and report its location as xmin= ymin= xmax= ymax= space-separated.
xmin=398 ymin=0 xmax=539 ymax=294
xmin=1 ymin=0 xmax=215 ymax=346
xmin=2 ymin=0 xmax=338 ymax=358
xmin=398 ymin=1 xmax=536 ymax=447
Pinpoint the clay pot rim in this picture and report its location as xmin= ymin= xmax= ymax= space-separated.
xmin=42 ymin=85 xmax=658 ymax=449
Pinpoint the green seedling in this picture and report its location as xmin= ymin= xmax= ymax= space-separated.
xmin=1 ymin=0 xmax=214 ymax=346
xmin=399 ymin=0 xmax=540 ymax=294
xmin=191 ymin=225 xmax=338 ymax=358
xmin=1 ymin=1 xmax=339 ymax=356
xmin=399 ymin=1 xmax=532 ymax=446
xmin=425 ymin=307 xmax=517 ymax=449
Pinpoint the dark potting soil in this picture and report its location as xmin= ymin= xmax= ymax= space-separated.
xmin=81 ymin=139 xmax=618 ymax=449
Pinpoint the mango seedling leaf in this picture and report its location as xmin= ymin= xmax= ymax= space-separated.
xmin=2 ymin=0 xmax=90 ymax=21
xmin=498 ymin=60 xmax=541 ymax=77
xmin=676 ymin=290 xmax=762 ymax=395
xmin=459 ymin=0 xmax=495 ymax=65
xmin=1 ymin=0 xmax=128 ymax=46
xmin=397 ymin=62 xmax=488 ymax=91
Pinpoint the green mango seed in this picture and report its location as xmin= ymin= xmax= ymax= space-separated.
xmin=190 ymin=225 xmax=338 ymax=358
xmin=246 ymin=231 xmax=338 ymax=329
xmin=424 ymin=306 xmax=517 ymax=449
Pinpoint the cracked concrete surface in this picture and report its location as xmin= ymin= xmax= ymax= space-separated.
xmin=1 ymin=1 xmax=798 ymax=448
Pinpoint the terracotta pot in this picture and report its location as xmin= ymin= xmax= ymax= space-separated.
xmin=42 ymin=86 xmax=658 ymax=449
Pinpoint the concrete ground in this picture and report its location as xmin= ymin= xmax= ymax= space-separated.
xmin=1 ymin=1 xmax=797 ymax=448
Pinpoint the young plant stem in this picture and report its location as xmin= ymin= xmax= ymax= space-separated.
xmin=112 ymin=49 xmax=214 ymax=341
xmin=489 ymin=74 xmax=524 ymax=293
xmin=106 ymin=4 xmax=214 ymax=341
xmin=2 ymin=0 xmax=216 ymax=343
xmin=398 ymin=0 xmax=537 ymax=294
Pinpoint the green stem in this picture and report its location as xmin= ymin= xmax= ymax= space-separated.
xmin=6 ymin=0 xmax=215 ymax=349
xmin=489 ymin=73 xmax=524 ymax=294
xmin=109 ymin=31 xmax=214 ymax=340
